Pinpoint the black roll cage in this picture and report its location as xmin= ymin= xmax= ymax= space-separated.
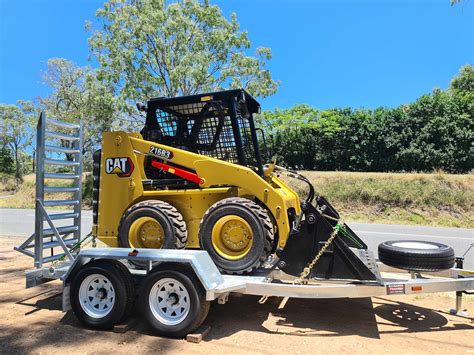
xmin=142 ymin=89 xmax=264 ymax=175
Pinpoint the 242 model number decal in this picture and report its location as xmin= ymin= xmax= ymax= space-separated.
xmin=149 ymin=146 xmax=173 ymax=160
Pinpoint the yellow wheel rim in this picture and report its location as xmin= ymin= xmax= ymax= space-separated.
xmin=211 ymin=215 xmax=253 ymax=260
xmin=129 ymin=217 xmax=165 ymax=249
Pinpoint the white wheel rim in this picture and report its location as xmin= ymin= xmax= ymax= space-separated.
xmin=79 ymin=274 xmax=115 ymax=318
xmin=391 ymin=242 xmax=439 ymax=250
xmin=148 ymin=277 xmax=190 ymax=326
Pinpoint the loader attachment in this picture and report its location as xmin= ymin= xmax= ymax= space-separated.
xmin=278 ymin=197 xmax=380 ymax=281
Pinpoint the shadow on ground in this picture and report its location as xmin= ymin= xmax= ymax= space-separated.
xmin=206 ymin=295 xmax=380 ymax=339
xmin=3 ymin=284 xmax=473 ymax=354
xmin=373 ymin=297 xmax=473 ymax=334
xmin=0 ymin=289 xmax=176 ymax=354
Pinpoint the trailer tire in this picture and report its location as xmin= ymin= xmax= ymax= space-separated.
xmin=140 ymin=269 xmax=210 ymax=338
xmin=378 ymin=240 xmax=455 ymax=271
xmin=109 ymin=260 xmax=136 ymax=319
xmin=70 ymin=260 xmax=135 ymax=329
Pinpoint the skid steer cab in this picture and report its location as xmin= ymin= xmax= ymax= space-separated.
xmin=92 ymin=90 xmax=390 ymax=279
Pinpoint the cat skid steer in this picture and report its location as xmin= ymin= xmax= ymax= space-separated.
xmin=15 ymin=90 xmax=474 ymax=338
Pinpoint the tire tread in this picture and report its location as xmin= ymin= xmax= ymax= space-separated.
xmin=70 ymin=261 xmax=134 ymax=329
xmin=119 ymin=200 xmax=188 ymax=249
xmin=378 ymin=240 xmax=455 ymax=271
xmin=199 ymin=197 xmax=274 ymax=274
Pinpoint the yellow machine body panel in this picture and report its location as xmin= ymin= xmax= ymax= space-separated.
xmin=95 ymin=131 xmax=301 ymax=249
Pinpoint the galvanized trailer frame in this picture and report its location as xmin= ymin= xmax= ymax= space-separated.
xmin=21 ymin=247 xmax=474 ymax=315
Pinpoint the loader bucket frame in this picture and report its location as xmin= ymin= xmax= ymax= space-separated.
xmin=278 ymin=197 xmax=380 ymax=281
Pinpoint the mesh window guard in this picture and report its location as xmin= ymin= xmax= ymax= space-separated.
xmin=147 ymin=90 xmax=261 ymax=171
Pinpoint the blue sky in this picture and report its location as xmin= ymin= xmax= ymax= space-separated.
xmin=0 ymin=0 xmax=473 ymax=111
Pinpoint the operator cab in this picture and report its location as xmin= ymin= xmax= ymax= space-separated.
xmin=142 ymin=89 xmax=264 ymax=177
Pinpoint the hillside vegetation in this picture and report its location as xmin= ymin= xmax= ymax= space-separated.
xmin=1 ymin=172 xmax=472 ymax=228
xmin=283 ymin=171 xmax=473 ymax=227
xmin=0 ymin=173 xmax=93 ymax=209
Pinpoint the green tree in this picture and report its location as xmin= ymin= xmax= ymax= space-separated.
xmin=88 ymin=0 xmax=279 ymax=117
xmin=451 ymin=64 xmax=474 ymax=92
xmin=256 ymin=104 xmax=319 ymax=133
xmin=38 ymin=58 xmax=119 ymax=166
xmin=0 ymin=104 xmax=34 ymax=178
xmin=0 ymin=145 xmax=15 ymax=174
xmin=256 ymin=64 xmax=473 ymax=173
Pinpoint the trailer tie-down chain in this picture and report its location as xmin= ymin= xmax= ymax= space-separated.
xmin=50 ymin=232 xmax=96 ymax=269
xmin=293 ymin=220 xmax=345 ymax=285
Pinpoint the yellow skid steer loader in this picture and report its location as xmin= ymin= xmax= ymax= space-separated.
xmin=92 ymin=89 xmax=383 ymax=279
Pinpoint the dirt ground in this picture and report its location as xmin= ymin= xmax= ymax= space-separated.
xmin=1 ymin=235 xmax=473 ymax=354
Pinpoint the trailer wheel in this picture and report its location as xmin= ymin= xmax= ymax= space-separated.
xmin=378 ymin=240 xmax=455 ymax=271
xmin=70 ymin=260 xmax=135 ymax=329
xmin=141 ymin=269 xmax=210 ymax=338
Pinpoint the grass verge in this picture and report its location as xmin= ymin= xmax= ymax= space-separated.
xmin=1 ymin=171 xmax=472 ymax=227
xmin=281 ymin=171 xmax=473 ymax=227
xmin=0 ymin=173 xmax=93 ymax=209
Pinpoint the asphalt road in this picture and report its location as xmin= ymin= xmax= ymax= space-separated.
xmin=1 ymin=208 xmax=473 ymax=269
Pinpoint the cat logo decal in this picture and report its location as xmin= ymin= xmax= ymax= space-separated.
xmin=105 ymin=157 xmax=134 ymax=177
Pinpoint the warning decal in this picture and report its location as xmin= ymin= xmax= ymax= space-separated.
xmin=386 ymin=284 xmax=405 ymax=295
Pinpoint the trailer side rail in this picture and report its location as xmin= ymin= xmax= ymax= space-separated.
xmin=59 ymin=248 xmax=474 ymax=305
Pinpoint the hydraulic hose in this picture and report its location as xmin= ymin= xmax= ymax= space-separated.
xmin=272 ymin=165 xmax=316 ymax=205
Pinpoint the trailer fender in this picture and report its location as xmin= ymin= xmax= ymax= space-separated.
xmin=61 ymin=248 xmax=225 ymax=311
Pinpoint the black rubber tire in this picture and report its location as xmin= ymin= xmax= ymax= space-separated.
xmin=378 ymin=240 xmax=455 ymax=271
xmin=199 ymin=197 xmax=274 ymax=274
xmin=118 ymin=200 xmax=187 ymax=249
xmin=140 ymin=269 xmax=210 ymax=338
xmin=109 ymin=260 xmax=136 ymax=319
xmin=70 ymin=260 xmax=135 ymax=329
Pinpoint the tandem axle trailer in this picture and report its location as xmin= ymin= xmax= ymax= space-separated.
xmin=19 ymin=246 xmax=474 ymax=337
xmin=14 ymin=114 xmax=474 ymax=338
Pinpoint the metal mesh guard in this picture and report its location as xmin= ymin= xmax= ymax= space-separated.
xmin=155 ymin=100 xmax=257 ymax=167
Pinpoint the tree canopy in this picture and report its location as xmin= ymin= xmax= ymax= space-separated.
xmin=258 ymin=64 xmax=474 ymax=173
xmin=38 ymin=58 xmax=119 ymax=164
xmin=88 ymin=0 xmax=279 ymax=114
xmin=0 ymin=0 xmax=471 ymax=176
xmin=0 ymin=103 xmax=34 ymax=178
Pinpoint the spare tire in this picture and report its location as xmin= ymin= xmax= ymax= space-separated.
xmin=378 ymin=240 xmax=455 ymax=271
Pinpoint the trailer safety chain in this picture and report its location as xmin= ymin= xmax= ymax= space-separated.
xmin=294 ymin=221 xmax=345 ymax=284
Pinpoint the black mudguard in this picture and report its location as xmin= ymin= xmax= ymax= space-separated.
xmin=278 ymin=197 xmax=378 ymax=281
